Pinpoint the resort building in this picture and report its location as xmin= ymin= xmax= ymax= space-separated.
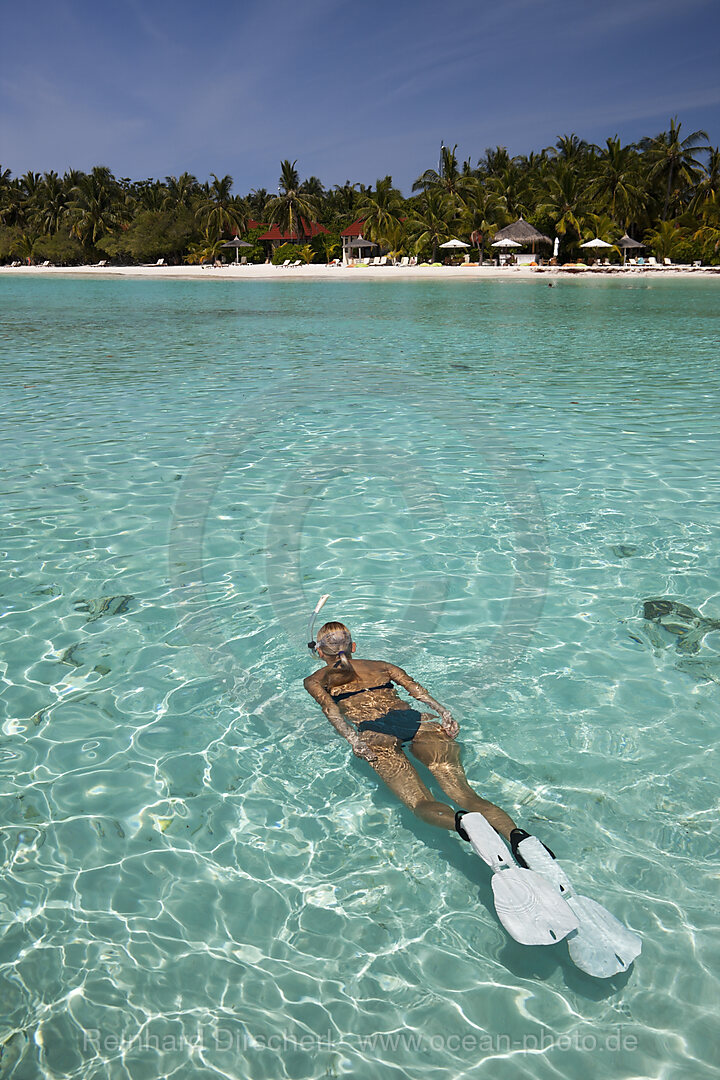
xmin=257 ymin=219 xmax=329 ymax=253
xmin=341 ymin=219 xmax=374 ymax=264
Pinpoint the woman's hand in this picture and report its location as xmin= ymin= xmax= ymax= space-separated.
xmin=439 ymin=710 xmax=459 ymax=739
xmin=351 ymin=737 xmax=377 ymax=763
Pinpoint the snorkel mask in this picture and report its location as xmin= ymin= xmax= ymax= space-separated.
xmin=307 ymin=594 xmax=330 ymax=653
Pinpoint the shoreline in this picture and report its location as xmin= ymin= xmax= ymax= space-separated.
xmin=1 ymin=262 xmax=719 ymax=282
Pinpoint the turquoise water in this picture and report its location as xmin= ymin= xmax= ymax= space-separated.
xmin=1 ymin=275 xmax=719 ymax=1079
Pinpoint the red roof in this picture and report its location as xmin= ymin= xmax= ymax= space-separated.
xmin=341 ymin=218 xmax=367 ymax=237
xmin=257 ymin=218 xmax=329 ymax=241
xmin=230 ymin=220 xmax=267 ymax=237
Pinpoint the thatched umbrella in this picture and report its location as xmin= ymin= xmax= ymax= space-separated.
xmin=221 ymin=237 xmax=253 ymax=263
xmin=492 ymin=217 xmax=552 ymax=254
xmin=618 ymin=233 xmax=645 ymax=265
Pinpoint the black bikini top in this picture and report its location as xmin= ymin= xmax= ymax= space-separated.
xmin=330 ymin=680 xmax=394 ymax=703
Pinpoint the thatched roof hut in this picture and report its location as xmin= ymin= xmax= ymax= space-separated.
xmin=493 ymin=217 xmax=552 ymax=249
xmin=617 ymin=233 xmax=646 ymax=265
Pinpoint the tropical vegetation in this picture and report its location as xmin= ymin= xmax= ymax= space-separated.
xmin=1 ymin=120 xmax=718 ymax=266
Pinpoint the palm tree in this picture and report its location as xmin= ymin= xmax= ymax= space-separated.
xmin=248 ymin=187 xmax=271 ymax=218
xmin=487 ymin=163 xmax=531 ymax=221
xmin=645 ymin=118 xmax=709 ymax=219
xmin=581 ymin=213 xmax=620 ymax=242
xmin=11 ymin=230 xmax=43 ymax=264
xmin=265 ymin=160 xmax=319 ymax=242
xmin=325 ymin=181 xmax=362 ymax=226
xmin=297 ymin=243 xmax=316 ymax=264
xmin=163 ymin=173 xmax=198 ymax=210
xmin=646 ymin=219 xmax=688 ymax=260
xmin=689 ymin=147 xmax=720 ymax=212
xmin=537 ymin=164 xmax=590 ymax=241
xmin=136 ymin=181 xmax=166 ymax=212
xmin=586 ymin=138 xmax=645 ymax=226
xmin=552 ymin=134 xmax=591 ymax=162
xmin=184 ymin=229 xmax=226 ymax=265
xmin=405 ymin=190 xmax=458 ymax=262
xmin=457 ymin=179 xmax=505 ymax=264
xmin=353 ymin=175 xmax=404 ymax=246
xmin=692 ymin=191 xmax=720 ymax=254
xmin=317 ymin=234 xmax=339 ymax=263
xmin=479 ymin=146 xmax=512 ymax=177
xmin=195 ymin=174 xmax=248 ymax=236
xmin=412 ymin=144 xmax=477 ymax=203
xmin=300 ymin=176 xmax=325 ymax=198
xmin=68 ymin=166 xmax=124 ymax=249
xmin=37 ymin=171 xmax=68 ymax=234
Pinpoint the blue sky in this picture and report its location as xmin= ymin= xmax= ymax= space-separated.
xmin=1 ymin=0 xmax=719 ymax=194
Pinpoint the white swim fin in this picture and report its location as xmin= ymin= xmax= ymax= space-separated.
xmin=515 ymin=835 xmax=642 ymax=978
xmin=458 ymin=813 xmax=578 ymax=946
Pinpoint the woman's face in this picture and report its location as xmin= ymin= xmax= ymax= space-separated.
xmin=317 ymin=641 xmax=356 ymax=663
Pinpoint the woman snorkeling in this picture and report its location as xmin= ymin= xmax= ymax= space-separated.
xmin=304 ymin=613 xmax=643 ymax=975
xmin=303 ymin=619 xmax=517 ymax=840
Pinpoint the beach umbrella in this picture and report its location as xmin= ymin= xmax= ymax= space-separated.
xmin=580 ymin=238 xmax=613 ymax=249
xmin=221 ymin=237 xmax=253 ymax=263
xmin=618 ymin=233 xmax=645 ymax=265
xmin=491 ymin=238 xmax=521 ymax=248
xmin=346 ymin=236 xmax=378 ymax=249
xmin=440 ymin=238 xmax=470 ymax=248
xmin=492 ymin=217 xmax=552 ymax=250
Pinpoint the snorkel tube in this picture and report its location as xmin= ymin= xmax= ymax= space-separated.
xmin=307 ymin=594 xmax=330 ymax=653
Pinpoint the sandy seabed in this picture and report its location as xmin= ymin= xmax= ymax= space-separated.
xmin=2 ymin=263 xmax=718 ymax=282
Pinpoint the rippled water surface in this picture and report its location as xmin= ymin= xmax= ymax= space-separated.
xmin=1 ymin=275 xmax=719 ymax=1079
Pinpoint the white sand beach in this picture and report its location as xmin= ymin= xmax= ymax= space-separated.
xmin=2 ymin=263 xmax=719 ymax=282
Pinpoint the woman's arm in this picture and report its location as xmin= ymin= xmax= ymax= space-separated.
xmin=303 ymin=673 xmax=377 ymax=761
xmin=384 ymin=664 xmax=459 ymax=737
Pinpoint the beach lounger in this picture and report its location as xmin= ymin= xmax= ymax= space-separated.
xmin=647 ymin=257 xmax=657 ymax=266
xmin=155 ymin=258 xmax=165 ymax=266
xmin=290 ymin=260 xmax=301 ymax=268
xmin=40 ymin=260 xmax=52 ymax=267
xmin=379 ymin=256 xmax=388 ymax=266
xmin=240 ymin=256 xmax=247 ymax=265
xmin=280 ymin=260 xmax=291 ymax=268
xmin=400 ymin=256 xmax=410 ymax=267
xmin=663 ymin=258 xmax=671 ymax=266
xmin=10 ymin=260 xmax=21 ymax=267
xmin=96 ymin=260 xmax=107 ymax=267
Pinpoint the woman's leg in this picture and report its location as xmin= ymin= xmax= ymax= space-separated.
xmin=410 ymin=724 xmax=517 ymax=839
xmin=363 ymin=733 xmax=457 ymax=830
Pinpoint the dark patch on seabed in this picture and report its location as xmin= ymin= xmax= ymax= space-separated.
xmin=642 ymin=598 xmax=720 ymax=655
xmin=74 ymin=594 xmax=134 ymax=622
xmin=626 ymin=597 xmax=720 ymax=685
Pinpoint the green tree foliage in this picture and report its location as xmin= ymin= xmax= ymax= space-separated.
xmin=405 ymin=190 xmax=459 ymax=262
xmin=195 ymin=174 xmax=248 ymax=236
xmin=353 ymin=176 xmax=405 ymax=246
xmin=266 ymin=160 xmax=320 ymax=241
xmin=1 ymin=120 xmax=719 ymax=267
xmin=35 ymin=232 xmax=86 ymax=265
xmin=99 ymin=208 xmax=200 ymax=263
xmin=643 ymin=118 xmax=709 ymax=220
xmin=271 ymin=242 xmax=303 ymax=265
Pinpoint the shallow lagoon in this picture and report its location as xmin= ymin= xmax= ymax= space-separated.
xmin=1 ymin=276 xmax=719 ymax=1078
